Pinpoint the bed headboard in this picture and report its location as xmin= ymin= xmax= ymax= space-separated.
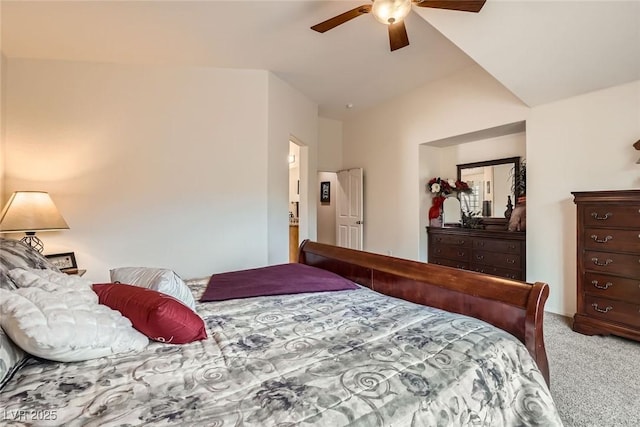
xmin=298 ymin=240 xmax=550 ymax=386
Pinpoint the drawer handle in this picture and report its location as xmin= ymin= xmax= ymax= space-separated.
xmin=591 ymin=303 xmax=613 ymax=313
xmin=591 ymin=280 xmax=613 ymax=290
xmin=476 ymin=255 xmax=484 ymax=260
xmin=478 ymin=242 xmax=484 ymax=247
xmin=506 ymin=259 xmax=515 ymax=264
xmin=590 ymin=234 xmax=613 ymax=243
xmin=457 ymin=240 xmax=465 ymax=245
xmin=590 ymin=212 xmax=612 ymax=220
xmin=508 ymin=244 xmax=516 ymax=250
xmin=591 ymin=257 xmax=613 ymax=266
xmin=458 ymin=251 xmax=465 ymax=257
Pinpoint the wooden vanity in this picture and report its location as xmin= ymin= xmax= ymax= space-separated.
xmin=427 ymin=226 xmax=526 ymax=280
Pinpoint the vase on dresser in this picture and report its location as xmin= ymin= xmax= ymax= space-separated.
xmin=572 ymin=190 xmax=640 ymax=342
xmin=428 ymin=195 xmax=445 ymax=227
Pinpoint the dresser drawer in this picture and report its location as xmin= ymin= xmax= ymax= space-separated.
xmin=472 ymin=250 xmax=521 ymax=270
xmin=584 ymin=250 xmax=640 ymax=278
xmin=582 ymin=295 xmax=640 ymax=328
xmin=431 ymin=245 xmax=470 ymax=261
xmin=472 ymin=238 xmax=522 ymax=254
xmin=470 ymin=264 xmax=522 ymax=281
xmin=583 ymin=272 xmax=640 ymax=304
xmin=431 ymin=257 xmax=469 ymax=270
xmin=583 ymin=205 xmax=640 ymax=228
xmin=427 ymin=227 xmax=524 ymax=280
xmin=584 ymin=228 xmax=640 ymax=253
xmin=431 ymin=234 xmax=471 ymax=247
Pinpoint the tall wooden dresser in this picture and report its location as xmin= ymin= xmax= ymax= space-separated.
xmin=427 ymin=227 xmax=526 ymax=280
xmin=572 ymin=190 xmax=640 ymax=341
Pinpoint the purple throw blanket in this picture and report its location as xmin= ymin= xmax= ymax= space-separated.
xmin=200 ymin=263 xmax=358 ymax=302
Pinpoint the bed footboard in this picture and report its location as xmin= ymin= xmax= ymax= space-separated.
xmin=298 ymin=240 xmax=550 ymax=386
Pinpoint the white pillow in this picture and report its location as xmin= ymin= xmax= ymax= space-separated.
xmin=109 ymin=267 xmax=196 ymax=310
xmin=0 ymin=269 xmax=148 ymax=362
xmin=9 ymin=267 xmax=94 ymax=293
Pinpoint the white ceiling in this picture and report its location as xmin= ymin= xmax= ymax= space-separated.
xmin=2 ymin=1 xmax=639 ymax=120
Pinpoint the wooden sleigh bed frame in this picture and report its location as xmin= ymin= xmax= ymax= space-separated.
xmin=298 ymin=240 xmax=550 ymax=386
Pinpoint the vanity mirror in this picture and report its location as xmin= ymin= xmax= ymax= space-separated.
xmin=456 ymin=157 xmax=520 ymax=223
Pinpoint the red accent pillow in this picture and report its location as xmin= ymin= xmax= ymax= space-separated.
xmin=92 ymin=283 xmax=207 ymax=344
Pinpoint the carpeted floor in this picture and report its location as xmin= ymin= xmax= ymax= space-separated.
xmin=544 ymin=312 xmax=640 ymax=426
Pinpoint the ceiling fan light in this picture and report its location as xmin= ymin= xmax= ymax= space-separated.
xmin=372 ymin=0 xmax=412 ymax=25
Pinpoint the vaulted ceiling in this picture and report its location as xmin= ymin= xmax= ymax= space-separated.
xmin=2 ymin=1 xmax=639 ymax=119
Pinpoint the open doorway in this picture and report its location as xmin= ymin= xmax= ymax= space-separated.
xmin=288 ymin=141 xmax=300 ymax=261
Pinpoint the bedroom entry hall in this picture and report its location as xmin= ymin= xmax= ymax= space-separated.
xmin=288 ymin=141 xmax=301 ymax=262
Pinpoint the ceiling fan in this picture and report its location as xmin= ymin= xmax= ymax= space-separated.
xmin=311 ymin=0 xmax=486 ymax=52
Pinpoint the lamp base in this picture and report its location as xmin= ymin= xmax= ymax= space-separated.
xmin=21 ymin=232 xmax=44 ymax=253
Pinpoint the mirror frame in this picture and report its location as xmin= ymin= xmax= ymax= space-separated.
xmin=456 ymin=156 xmax=520 ymax=229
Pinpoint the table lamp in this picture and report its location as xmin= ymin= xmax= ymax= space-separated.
xmin=0 ymin=191 xmax=69 ymax=253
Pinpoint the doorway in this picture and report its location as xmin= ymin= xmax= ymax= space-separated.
xmin=288 ymin=141 xmax=300 ymax=261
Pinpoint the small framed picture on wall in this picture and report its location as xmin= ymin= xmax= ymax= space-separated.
xmin=320 ymin=181 xmax=330 ymax=203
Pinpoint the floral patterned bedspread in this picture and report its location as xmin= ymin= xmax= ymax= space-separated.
xmin=0 ymin=279 xmax=562 ymax=426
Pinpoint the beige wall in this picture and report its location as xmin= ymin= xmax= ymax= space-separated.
xmin=318 ymin=117 xmax=342 ymax=172
xmin=316 ymin=171 xmax=337 ymax=246
xmin=316 ymin=117 xmax=342 ymax=246
xmin=267 ymin=73 xmax=318 ymax=264
xmin=0 ymin=53 xmax=5 ymax=203
xmin=526 ymin=80 xmax=640 ymax=315
xmin=3 ymin=58 xmax=317 ymax=282
xmin=343 ymin=63 xmax=640 ymax=316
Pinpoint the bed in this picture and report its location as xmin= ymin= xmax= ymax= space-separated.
xmin=0 ymin=239 xmax=561 ymax=426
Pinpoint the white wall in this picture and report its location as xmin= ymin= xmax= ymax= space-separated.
xmin=527 ymin=80 xmax=640 ymax=315
xmin=318 ymin=117 xmax=342 ymax=171
xmin=0 ymin=53 xmax=5 ymax=202
xmin=316 ymin=117 xmax=342 ymax=246
xmin=3 ymin=58 xmax=317 ymax=282
xmin=317 ymin=171 xmax=337 ymax=245
xmin=266 ymin=73 xmax=318 ymax=264
xmin=0 ymin=4 xmax=4 ymax=202
xmin=344 ymin=62 xmax=640 ymax=315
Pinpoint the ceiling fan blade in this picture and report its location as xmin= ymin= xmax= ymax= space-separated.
xmin=414 ymin=0 xmax=486 ymax=13
xmin=311 ymin=4 xmax=372 ymax=33
xmin=389 ymin=20 xmax=410 ymax=51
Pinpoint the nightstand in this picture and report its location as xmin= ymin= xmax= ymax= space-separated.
xmin=63 ymin=268 xmax=86 ymax=276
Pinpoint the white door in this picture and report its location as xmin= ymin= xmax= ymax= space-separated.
xmin=336 ymin=168 xmax=363 ymax=250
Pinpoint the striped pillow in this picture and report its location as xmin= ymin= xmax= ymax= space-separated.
xmin=0 ymin=327 xmax=27 ymax=391
xmin=0 ymin=238 xmax=60 ymax=274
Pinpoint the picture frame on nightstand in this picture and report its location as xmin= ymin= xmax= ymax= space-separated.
xmin=45 ymin=252 xmax=78 ymax=272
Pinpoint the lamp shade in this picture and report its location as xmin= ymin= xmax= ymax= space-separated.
xmin=0 ymin=191 xmax=69 ymax=233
